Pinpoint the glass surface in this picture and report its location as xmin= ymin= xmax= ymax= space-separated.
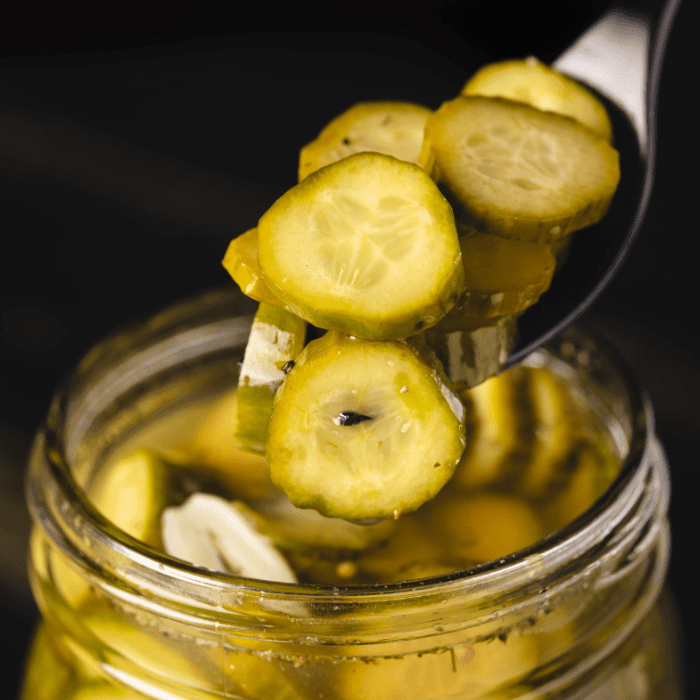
xmin=21 ymin=288 xmax=680 ymax=699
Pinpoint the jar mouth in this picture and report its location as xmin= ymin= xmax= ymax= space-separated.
xmin=29 ymin=287 xmax=652 ymax=606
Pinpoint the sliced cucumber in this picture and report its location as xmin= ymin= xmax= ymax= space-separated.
xmin=188 ymin=388 xmax=275 ymax=501
xmin=222 ymin=228 xmax=289 ymax=307
xmin=331 ymin=632 xmax=540 ymax=700
xmin=457 ymin=230 xmax=556 ymax=317
xmin=421 ymin=96 xmax=620 ymax=243
xmin=68 ymin=684 xmax=143 ymax=699
xmin=423 ymin=491 xmax=544 ymax=564
xmin=236 ymin=302 xmax=307 ymax=454
xmin=257 ymin=152 xmax=465 ymax=340
xmin=424 ymin=314 xmax=518 ymax=389
xmin=462 ymin=56 xmax=613 ymax=142
xmin=267 ymin=331 xmax=466 ymax=521
xmin=87 ymin=448 xmax=169 ymax=547
xmin=77 ymin=600 xmax=218 ymax=693
xmin=225 ymin=650 xmax=309 ymax=700
xmin=514 ymin=367 xmax=578 ymax=499
xmin=299 ymin=101 xmax=432 ymax=181
xmin=541 ymin=439 xmax=620 ymax=532
xmin=19 ymin=624 xmax=75 ymax=700
xmin=451 ymin=369 xmax=532 ymax=490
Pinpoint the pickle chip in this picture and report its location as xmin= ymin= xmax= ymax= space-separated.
xmin=257 ymin=152 xmax=465 ymax=340
xmin=462 ymin=57 xmax=613 ymax=142
xmin=222 ymin=228 xmax=288 ymax=308
xmin=457 ymin=231 xmax=556 ymax=317
xmin=236 ymin=302 xmax=307 ymax=453
xmin=332 ymin=632 xmax=540 ymax=700
xmin=451 ymin=370 xmax=532 ymax=490
xmin=188 ymin=389 xmax=275 ymax=501
xmin=421 ymin=96 xmax=620 ymax=243
xmin=424 ymin=492 xmax=545 ymax=564
xmin=424 ymin=314 xmax=518 ymax=390
xmin=88 ymin=448 xmax=169 ymax=547
xmin=267 ymin=332 xmax=466 ymax=521
xmin=299 ymin=101 xmax=432 ymax=180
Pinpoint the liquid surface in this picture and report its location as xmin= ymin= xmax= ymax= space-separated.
xmin=92 ymin=360 xmax=622 ymax=586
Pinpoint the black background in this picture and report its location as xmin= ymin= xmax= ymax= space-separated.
xmin=1 ymin=1 xmax=696 ymax=697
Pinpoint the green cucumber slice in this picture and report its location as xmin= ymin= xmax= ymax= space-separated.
xmin=236 ymin=303 xmax=307 ymax=453
xmin=267 ymin=331 xmax=466 ymax=521
xmin=457 ymin=231 xmax=556 ymax=317
xmin=451 ymin=370 xmax=532 ymax=490
xmin=257 ymin=152 xmax=465 ymax=340
xmin=423 ymin=491 xmax=544 ymax=564
xmin=424 ymin=314 xmax=518 ymax=389
xmin=299 ymin=101 xmax=432 ymax=181
xmin=422 ymin=96 xmax=620 ymax=243
xmin=462 ymin=57 xmax=613 ymax=142
xmin=222 ymin=228 xmax=290 ymax=308
xmin=87 ymin=448 xmax=169 ymax=547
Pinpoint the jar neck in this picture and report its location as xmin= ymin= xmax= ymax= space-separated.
xmin=27 ymin=376 xmax=670 ymax=651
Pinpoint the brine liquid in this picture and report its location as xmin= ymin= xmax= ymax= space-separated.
xmin=88 ymin=361 xmax=623 ymax=586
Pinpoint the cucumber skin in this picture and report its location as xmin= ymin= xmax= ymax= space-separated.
xmin=235 ymin=303 xmax=307 ymax=454
xmin=461 ymin=57 xmax=614 ymax=143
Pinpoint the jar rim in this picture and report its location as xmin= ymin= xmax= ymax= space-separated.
xmin=28 ymin=287 xmax=654 ymax=610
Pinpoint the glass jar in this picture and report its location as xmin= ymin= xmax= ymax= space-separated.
xmin=21 ymin=288 xmax=681 ymax=700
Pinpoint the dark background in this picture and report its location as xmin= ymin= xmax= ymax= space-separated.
xmin=1 ymin=1 xmax=695 ymax=697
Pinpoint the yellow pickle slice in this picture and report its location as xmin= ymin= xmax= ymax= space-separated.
xmin=266 ymin=331 xmax=466 ymax=521
xmin=222 ymin=228 xmax=289 ymax=308
xmin=456 ymin=229 xmax=556 ymax=317
xmin=421 ymin=95 xmax=620 ymax=243
xmin=257 ymin=152 xmax=465 ymax=340
xmin=235 ymin=302 xmax=307 ymax=453
xmin=462 ymin=56 xmax=613 ymax=142
xmin=298 ymin=100 xmax=432 ymax=180
xmin=424 ymin=313 xmax=518 ymax=389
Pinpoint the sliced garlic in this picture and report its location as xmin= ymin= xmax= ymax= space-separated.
xmin=162 ymin=493 xmax=297 ymax=583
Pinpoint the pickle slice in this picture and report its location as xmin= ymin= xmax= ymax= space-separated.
xmin=257 ymin=152 xmax=465 ymax=340
xmin=421 ymin=96 xmax=620 ymax=243
xmin=188 ymin=389 xmax=275 ymax=501
xmin=332 ymin=633 xmax=540 ymax=700
xmin=87 ymin=448 xmax=169 ymax=547
xmin=541 ymin=439 xmax=620 ymax=532
xmin=457 ymin=231 xmax=556 ymax=317
xmin=423 ymin=491 xmax=544 ymax=564
xmin=222 ymin=228 xmax=288 ymax=308
xmin=236 ymin=302 xmax=307 ymax=454
xmin=462 ymin=57 xmax=613 ymax=142
xmin=514 ymin=367 xmax=577 ymax=499
xmin=451 ymin=369 xmax=532 ymax=490
xmin=299 ymin=101 xmax=432 ymax=181
xmin=462 ymin=56 xmax=612 ymax=141
xmin=424 ymin=314 xmax=518 ymax=389
xmin=267 ymin=332 xmax=466 ymax=521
